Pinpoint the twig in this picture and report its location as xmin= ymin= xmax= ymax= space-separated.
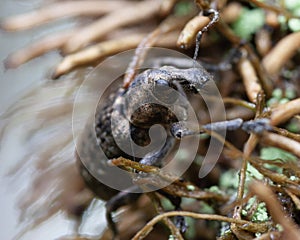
xmin=62 ymin=0 xmax=161 ymax=54
xmin=255 ymin=28 xmax=272 ymax=57
xmin=221 ymin=2 xmax=243 ymax=24
xmin=273 ymin=126 xmax=300 ymax=142
xmin=5 ymin=29 xmax=75 ymax=68
xmin=249 ymin=181 xmax=300 ymax=240
xmin=222 ymin=98 xmax=256 ymax=111
xmin=262 ymin=32 xmax=300 ymax=75
xmin=238 ymin=57 xmax=262 ymax=103
xmin=0 ymin=1 xmax=129 ymax=31
xmin=159 ymin=0 xmax=179 ymax=16
xmin=53 ymin=33 xmax=146 ymax=79
xmin=53 ymin=31 xmax=179 ymax=79
xmin=242 ymin=44 xmax=273 ymax=98
xmin=285 ymin=189 xmax=300 ymax=210
xmin=123 ymin=14 xmax=190 ymax=88
xmin=177 ymin=15 xmax=210 ymax=48
xmin=147 ymin=193 xmax=184 ymax=240
xmin=261 ymin=132 xmax=300 ymax=158
xmin=132 ymin=211 xmax=270 ymax=240
xmin=246 ymin=0 xmax=292 ymax=18
xmin=249 ymin=157 xmax=297 ymax=186
xmin=270 ymin=98 xmax=300 ymax=126
xmin=111 ymin=157 xmax=228 ymax=202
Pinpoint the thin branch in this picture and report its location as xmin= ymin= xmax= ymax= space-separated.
xmin=177 ymin=15 xmax=210 ymax=49
xmin=270 ymin=98 xmax=300 ymax=126
xmin=53 ymin=31 xmax=179 ymax=79
xmin=238 ymin=57 xmax=262 ymax=103
xmin=5 ymin=29 xmax=75 ymax=68
xmin=122 ymin=14 xmax=190 ymax=88
xmin=0 ymin=1 xmax=129 ymax=31
xmin=147 ymin=193 xmax=184 ymax=240
xmin=246 ymin=0 xmax=292 ymax=18
xmin=249 ymin=181 xmax=300 ymax=240
xmin=262 ymin=132 xmax=300 ymax=158
xmin=62 ymin=0 xmax=161 ymax=54
xmin=222 ymin=98 xmax=256 ymax=111
xmin=263 ymin=32 xmax=300 ymax=76
xmin=132 ymin=211 xmax=270 ymax=240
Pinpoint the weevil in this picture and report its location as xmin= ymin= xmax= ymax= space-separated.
xmin=75 ymin=63 xmax=272 ymax=238
xmin=75 ymin=6 xmax=271 ymax=238
xmin=76 ymin=65 xmax=213 ymax=237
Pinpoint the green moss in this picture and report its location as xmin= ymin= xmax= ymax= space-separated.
xmin=246 ymin=163 xmax=263 ymax=180
xmin=219 ymin=169 xmax=239 ymax=190
xmin=174 ymin=2 xmax=193 ymax=16
xmin=242 ymin=197 xmax=269 ymax=223
xmin=285 ymin=0 xmax=300 ymax=10
xmin=278 ymin=0 xmax=300 ymax=32
xmin=252 ymin=202 xmax=269 ymax=222
xmin=186 ymin=184 xmax=196 ymax=191
xmin=260 ymin=147 xmax=297 ymax=162
xmin=184 ymin=217 xmax=196 ymax=239
xmin=285 ymin=88 xmax=296 ymax=99
xmin=232 ymin=8 xmax=265 ymax=40
xmin=286 ymin=119 xmax=300 ymax=133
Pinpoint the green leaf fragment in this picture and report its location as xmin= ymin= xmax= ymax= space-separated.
xmin=232 ymin=8 xmax=265 ymax=40
xmin=288 ymin=18 xmax=300 ymax=32
xmin=260 ymin=147 xmax=297 ymax=162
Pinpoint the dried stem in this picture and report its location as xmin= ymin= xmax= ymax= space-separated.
xmin=177 ymin=15 xmax=210 ymax=49
xmin=53 ymin=31 xmax=179 ymax=79
xmin=221 ymin=2 xmax=242 ymax=24
xmin=0 ymin=1 xmax=129 ymax=31
xmin=263 ymin=32 xmax=300 ymax=75
xmin=123 ymin=14 xmax=190 ymax=88
xmin=249 ymin=181 xmax=300 ymax=240
xmin=270 ymin=98 xmax=300 ymax=126
xmin=5 ymin=29 xmax=75 ymax=68
xmin=132 ymin=211 xmax=270 ymax=240
xmin=159 ymin=0 xmax=179 ymax=16
xmin=261 ymin=132 xmax=300 ymax=158
xmin=222 ymin=98 xmax=256 ymax=111
xmin=147 ymin=193 xmax=184 ymax=240
xmin=111 ymin=157 xmax=228 ymax=202
xmin=238 ymin=57 xmax=262 ymax=103
xmin=62 ymin=0 xmax=161 ymax=54
xmin=247 ymin=0 xmax=292 ymax=18
xmin=273 ymin=126 xmax=300 ymax=142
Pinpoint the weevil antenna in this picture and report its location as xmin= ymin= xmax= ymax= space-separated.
xmin=193 ymin=8 xmax=219 ymax=62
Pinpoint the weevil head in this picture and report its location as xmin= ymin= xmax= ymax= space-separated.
xmin=174 ymin=66 xmax=212 ymax=95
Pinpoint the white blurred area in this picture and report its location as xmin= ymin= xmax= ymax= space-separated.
xmin=0 ymin=1 xmax=106 ymax=239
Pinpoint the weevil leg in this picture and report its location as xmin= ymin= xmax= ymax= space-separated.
xmin=139 ymin=135 xmax=175 ymax=167
xmin=136 ymin=136 xmax=191 ymax=233
xmin=105 ymin=186 xmax=141 ymax=239
xmin=171 ymin=118 xmax=272 ymax=138
xmin=200 ymin=47 xmax=242 ymax=72
xmin=105 ymin=136 xmax=175 ymax=237
xmin=158 ymin=191 xmax=188 ymax=233
xmin=193 ymin=8 xmax=219 ymax=61
xmin=151 ymin=47 xmax=241 ymax=72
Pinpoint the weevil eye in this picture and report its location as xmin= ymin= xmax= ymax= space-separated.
xmin=190 ymin=85 xmax=200 ymax=94
xmin=155 ymin=79 xmax=169 ymax=87
xmin=153 ymin=79 xmax=178 ymax=104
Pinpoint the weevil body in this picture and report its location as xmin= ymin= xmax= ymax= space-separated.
xmin=76 ymin=65 xmax=213 ymax=235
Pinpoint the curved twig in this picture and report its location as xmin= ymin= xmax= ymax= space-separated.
xmin=62 ymin=0 xmax=161 ymax=54
xmin=263 ymin=32 xmax=300 ymax=75
xmin=0 ymin=1 xmax=129 ymax=31
xmin=132 ymin=211 xmax=270 ymax=240
xmin=270 ymin=98 xmax=300 ymax=126
xmin=250 ymin=181 xmax=300 ymax=240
